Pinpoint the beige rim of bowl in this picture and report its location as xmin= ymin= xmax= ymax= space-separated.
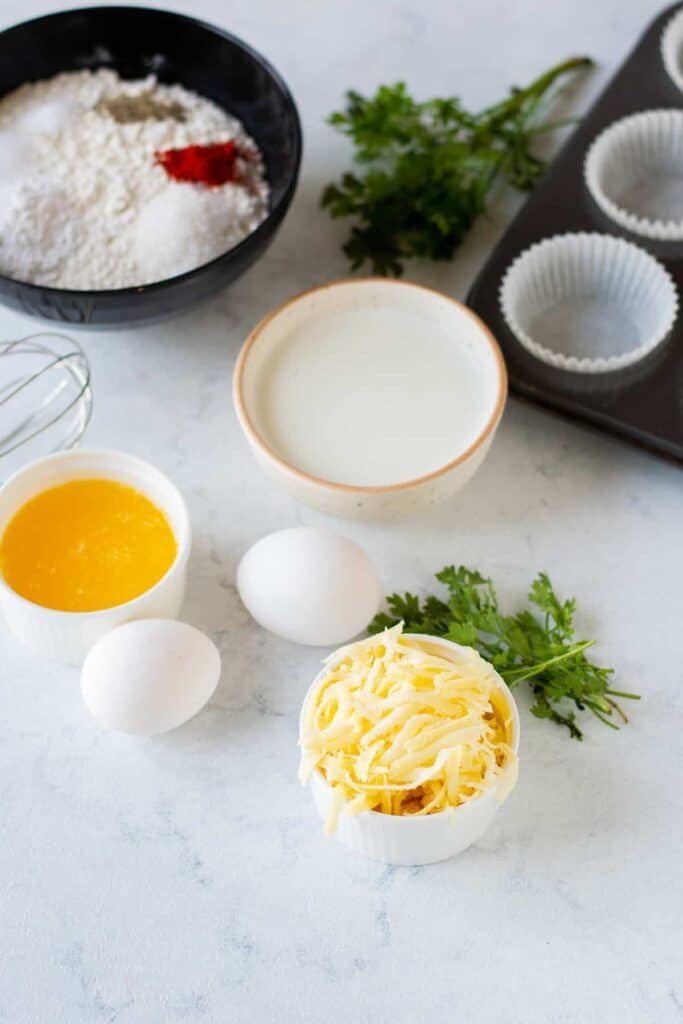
xmin=232 ymin=278 xmax=507 ymax=495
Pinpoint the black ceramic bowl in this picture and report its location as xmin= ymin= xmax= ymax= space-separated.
xmin=0 ymin=6 xmax=302 ymax=327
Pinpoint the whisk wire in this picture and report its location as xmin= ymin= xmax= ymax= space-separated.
xmin=0 ymin=333 xmax=93 ymax=473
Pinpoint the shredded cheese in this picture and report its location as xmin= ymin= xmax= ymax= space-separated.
xmin=299 ymin=625 xmax=518 ymax=833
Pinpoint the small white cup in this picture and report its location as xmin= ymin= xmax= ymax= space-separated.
xmin=0 ymin=449 xmax=191 ymax=665
xmin=300 ymin=634 xmax=520 ymax=866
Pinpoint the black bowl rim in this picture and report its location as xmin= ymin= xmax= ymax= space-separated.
xmin=0 ymin=4 xmax=303 ymax=298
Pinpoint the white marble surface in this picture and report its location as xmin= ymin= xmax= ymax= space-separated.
xmin=1 ymin=0 xmax=682 ymax=1021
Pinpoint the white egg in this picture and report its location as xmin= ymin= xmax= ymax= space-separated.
xmin=81 ymin=619 xmax=221 ymax=736
xmin=236 ymin=527 xmax=380 ymax=646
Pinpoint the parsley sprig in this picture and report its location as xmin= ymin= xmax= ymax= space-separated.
xmin=322 ymin=57 xmax=593 ymax=275
xmin=369 ymin=567 xmax=639 ymax=739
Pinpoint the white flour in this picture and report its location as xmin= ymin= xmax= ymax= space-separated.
xmin=0 ymin=70 xmax=269 ymax=289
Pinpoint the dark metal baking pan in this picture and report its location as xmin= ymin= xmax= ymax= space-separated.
xmin=467 ymin=3 xmax=683 ymax=461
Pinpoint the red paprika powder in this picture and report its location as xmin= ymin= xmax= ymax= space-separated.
xmin=155 ymin=141 xmax=243 ymax=186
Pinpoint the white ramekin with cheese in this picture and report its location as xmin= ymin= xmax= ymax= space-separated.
xmin=299 ymin=626 xmax=520 ymax=866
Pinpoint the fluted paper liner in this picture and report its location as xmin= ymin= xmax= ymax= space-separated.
xmin=584 ymin=109 xmax=683 ymax=240
xmin=499 ymin=233 xmax=677 ymax=374
xmin=661 ymin=7 xmax=683 ymax=94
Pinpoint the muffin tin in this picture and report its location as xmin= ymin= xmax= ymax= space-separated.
xmin=467 ymin=3 xmax=683 ymax=461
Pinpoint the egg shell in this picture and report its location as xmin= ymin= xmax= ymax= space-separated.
xmin=236 ymin=527 xmax=381 ymax=646
xmin=81 ymin=619 xmax=221 ymax=736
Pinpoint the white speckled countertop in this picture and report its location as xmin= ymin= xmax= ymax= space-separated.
xmin=1 ymin=1 xmax=682 ymax=1021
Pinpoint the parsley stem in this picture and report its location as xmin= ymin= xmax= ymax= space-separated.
xmin=503 ymin=640 xmax=594 ymax=684
xmin=585 ymin=703 xmax=620 ymax=729
xmin=605 ymin=697 xmax=629 ymax=725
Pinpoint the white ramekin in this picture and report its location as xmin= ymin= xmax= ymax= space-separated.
xmin=233 ymin=279 xmax=507 ymax=521
xmin=661 ymin=7 xmax=683 ymax=94
xmin=300 ymin=634 xmax=520 ymax=866
xmin=500 ymin=232 xmax=678 ymax=374
xmin=0 ymin=449 xmax=191 ymax=665
xmin=584 ymin=109 xmax=683 ymax=240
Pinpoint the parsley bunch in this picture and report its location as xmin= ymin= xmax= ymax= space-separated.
xmin=369 ymin=567 xmax=639 ymax=739
xmin=322 ymin=58 xmax=593 ymax=275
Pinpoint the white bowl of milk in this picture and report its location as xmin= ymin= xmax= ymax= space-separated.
xmin=233 ymin=278 xmax=506 ymax=520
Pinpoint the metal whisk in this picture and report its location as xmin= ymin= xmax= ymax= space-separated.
xmin=0 ymin=333 xmax=93 ymax=480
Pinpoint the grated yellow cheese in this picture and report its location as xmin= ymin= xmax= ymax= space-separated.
xmin=299 ymin=624 xmax=518 ymax=833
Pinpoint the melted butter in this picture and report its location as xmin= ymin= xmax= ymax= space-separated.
xmin=0 ymin=479 xmax=177 ymax=612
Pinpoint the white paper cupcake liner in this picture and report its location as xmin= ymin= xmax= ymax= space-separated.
xmin=499 ymin=233 xmax=678 ymax=374
xmin=584 ymin=109 xmax=683 ymax=240
xmin=661 ymin=6 xmax=683 ymax=94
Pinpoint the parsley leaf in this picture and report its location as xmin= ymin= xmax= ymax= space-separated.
xmin=368 ymin=566 xmax=639 ymax=740
xmin=322 ymin=58 xmax=593 ymax=275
